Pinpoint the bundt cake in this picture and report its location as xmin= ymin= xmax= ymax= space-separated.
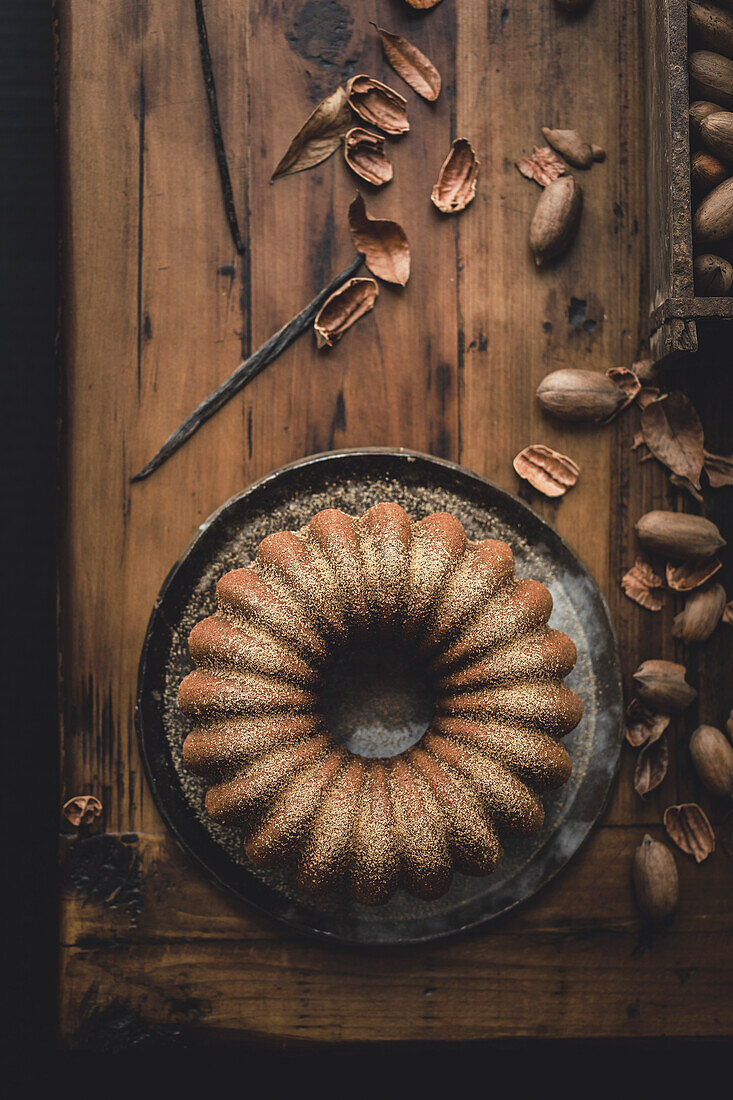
xmin=179 ymin=503 xmax=583 ymax=905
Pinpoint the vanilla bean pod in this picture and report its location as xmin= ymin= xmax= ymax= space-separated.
xmin=131 ymin=254 xmax=364 ymax=482
xmin=194 ymin=0 xmax=244 ymax=254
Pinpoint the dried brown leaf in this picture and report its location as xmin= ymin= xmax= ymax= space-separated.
xmin=625 ymin=698 xmax=670 ymax=747
xmin=346 ymin=75 xmax=409 ymax=135
xmin=640 ymin=391 xmax=705 ymax=489
xmin=515 ymin=146 xmax=567 ymax=188
xmin=634 ymin=734 xmax=669 ymax=797
xmin=348 ymin=194 xmax=410 ymax=286
xmin=621 ymin=559 xmax=665 ymax=611
xmin=666 ymin=555 xmax=723 ymax=591
xmin=372 ymin=23 xmax=441 ymax=101
xmin=636 ymin=386 xmax=661 ymax=409
xmin=272 ymin=86 xmax=352 ymax=180
xmin=704 ymin=448 xmax=733 ymax=487
xmin=62 ymin=795 xmax=103 ymax=828
xmin=669 ymin=473 xmax=704 ymax=503
xmin=664 ymin=803 xmax=716 ymax=863
xmin=632 ymin=431 xmax=653 ymax=461
xmin=313 ymin=277 xmax=378 ymax=348
xmin=344 ymin=128 xmax=393 ymax=186
xmin=431 ymin=139 xmax=480 ymax=214
xmin=512 ymin=444 xmax=579 ymax=498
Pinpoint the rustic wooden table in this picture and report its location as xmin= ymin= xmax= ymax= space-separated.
xmin=58 ymin=0 xmax=732 ymax=1045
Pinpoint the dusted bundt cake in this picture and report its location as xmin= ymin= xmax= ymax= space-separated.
xmin=179 ymin=503 xmax=583 ymax=905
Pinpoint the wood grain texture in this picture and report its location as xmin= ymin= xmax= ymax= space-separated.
xmin=57 ymin=0 xmax=733 ymax=1045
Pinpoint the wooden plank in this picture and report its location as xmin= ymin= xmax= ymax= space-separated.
xmin=59 ymin=826 xmax=733 ymax=948
xmin=59 ymin=927 xmax=733 ymax=1043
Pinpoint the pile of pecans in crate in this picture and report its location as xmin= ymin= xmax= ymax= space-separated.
xmin=688 ymin=1 xmax=733 ymax=295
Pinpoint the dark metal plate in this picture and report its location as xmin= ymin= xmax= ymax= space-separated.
xmin=136 ymin=448 xmax=623 ymax=945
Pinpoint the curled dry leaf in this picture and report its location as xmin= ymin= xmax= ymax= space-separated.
xmin=515 ymin=146 xmax=567 ymax=187
xmin=346 ymin=75 xmax=409 ymax=135
xmin=666 ymin=555 xmax=723 ymax=591
xmin=621 ymin=559 xmax=665 ymax=612
xmin=632 ymin=432 xmax=652 ymax=461
xmin=672 ymin=583 xmax=726 ymax=644
xmin=640 ymin=391 xmax=705 ymax=489
xmin=634 ymin=734 xmax=669 ymax=797
xmin=636 ymin=386 xmax=661 ymax=409
xmin=348 ymin=194 xmax=410 ymax=286
xmin=512 ymin=444 xmax=579 ymax=497
xmin=62 ymin=795 xmax=103 ymax=828
xmin=344 ymin=128 xmax=393 ymax=186
xmin=704 ymin=449 xmax=733 ymax=487
xmin=313 ymin=277 xmax=379 ymax=348
xmin=669 ymin=473 xmax=704 ymax=503
xmin=272 ymin=86 xmax=352 ymax=180
xmin=431 ymin=139 xmax=480 ymax=214
xmin=372 ymin=23 xmax=441 ymax=101
xmin=626 ymin=699 xmax=670 ymax=748
xmin=664 ymin=803 xmax=716 ymax=863
xmin=633 ymin=659 xmax=697 ymax=713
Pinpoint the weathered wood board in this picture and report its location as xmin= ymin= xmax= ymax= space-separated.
xmin=57 ymin=0 xmax=733 ymax=1045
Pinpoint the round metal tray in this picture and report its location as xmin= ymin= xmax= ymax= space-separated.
xmin=136 ymin=448 xmax=623 ymax=945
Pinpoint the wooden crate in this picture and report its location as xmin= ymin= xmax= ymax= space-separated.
xmin=644 ymin=0 xmax=733 ymax=361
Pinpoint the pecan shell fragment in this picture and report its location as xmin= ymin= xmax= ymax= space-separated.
xmin=666 ymin=556 xmax=723 ymax=591
xmin=621 ymin=560 xmax=665 ymax=611
xmin=313 ymin=278 xmax=379 ymax=348
xmin=344 ymin=128 xmax=393 ymax=186
xmin=431 ymin=139 xmax=480 ymax=214
xmin=664 ymin=803 xmax=716 ymax=863
xmin=515 ymin=146 xmax=567 ymax=188
xmin=62 ymin=795 xmax=103 ymax=828
xmin=346 ymin=75 xmax=409 ymax=135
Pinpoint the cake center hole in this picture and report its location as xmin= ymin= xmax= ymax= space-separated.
xmin=321 ymin=640 xmax=435 ymax=759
